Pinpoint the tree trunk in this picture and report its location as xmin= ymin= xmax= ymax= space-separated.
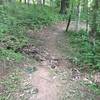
xmin=19 ymin=0 xmax=22 ymax=2
xmin=91 ymin=0 xmax=98 ymax=37
xmin=37 ymin=0 xmax=42 ymax=5
xmin=43 ymin=0 xmax=45 ymax=5
xmin=75 ymin=0 xmax=81 ymax=32
xmin=50 ymin=0 xmax=53 ymax=7
xmin=24 ymin=0 xmax=27 ymax=4
xmin=66 ymin=3 xmax=73 ymax=32
xmin=86 ymin=0 xmax=89 ymax=33
xmin=28 ymin=0 xmax=30 ymax=5
xmin=32 ymin=0 xmax=35 ymax=4
xmin=60 ymin=0 xmax=69 ymax=14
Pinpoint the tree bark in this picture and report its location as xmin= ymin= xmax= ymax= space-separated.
xmin=24 ymin=0 xmax=27 ymax=4
xmin=43 ymin=0 xmax=45 ymax=5
xmin=37 ymin=0 xmax=42 ymax=5
xmin=28 ymin=0 xmax=30 ymax=5
xmin=19 ymin=0 xmax=22 ymax=2
xmin=59 ymin=0 xmax=69 ymax=14
xmin=75 ymin=0 xmax=81 ymax=32
xmin=85 ymin=0 xmax=89 ymax=32
xmin=91 ymin=0 xmax=99 ymax=37
xmin=66 ymin=3 xmax=73 ymax=32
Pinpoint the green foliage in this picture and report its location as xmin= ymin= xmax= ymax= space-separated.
xmin=67 ymin=30 xmax=100 ymax=70
xmin=0 ymin=71 xmax=21 ymax=100
xmin=0 ymin=49 xmax=23 ymax=62
xmin=87 ymin=83 xmax=100 ymax=95
xmin=1 ymin=35 xmax=28 ymax=50
xmin=0 ymin=3 xmax=62 ymax=62
xmin=3 ymin=3 xmax=62 ymax=29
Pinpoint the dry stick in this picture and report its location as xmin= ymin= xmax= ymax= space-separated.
xmin=66 ymin=13 xmax=71 ymax=32
xmin=66 ymin=4 xmax=73 ymax=32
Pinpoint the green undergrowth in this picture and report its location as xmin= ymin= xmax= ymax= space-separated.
xmin=0 ymin=49 xmax=23 ymax=62
xmin=0 ymin=3 xmax=63 ymax=62
xmin=79 ymin=80 xmax=100 ymax=99
xmin=66 ymin=30 xmax=100 ymax=71
xmin=61 ymin=30 xmax=100 ymax=98
xmin=87 ymin=83 xmax=100 ymax=95
xmin=0 ymin=69 xmax=21 ymax=100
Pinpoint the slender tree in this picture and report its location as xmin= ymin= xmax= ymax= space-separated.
xmin=28 ymin=0 xmax=30 ymax=5
xmin=85 ymin=0 xmax=89 ymax=32
xmin=91 ymin=0 xmax=99 ymax=37
xmin=43 ymin=0 xmax=45 ymax=5
xmin=24 ymin=0 xmax=27 ymax=4
xmin=37 ymin=0 xmax=42 ymax=5
xmin=66 ymin=3 xmax=73 ymax=32
xmin=19 ymin=0 xmax=22 ymax=2
xmin=60 ymin=0 xmax=69 ymax=14
xmin=75 ymin=0 xmax=81 ymax=32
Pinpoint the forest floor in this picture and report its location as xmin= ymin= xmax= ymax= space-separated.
xmin=0 ymin=22 xmax=100 ymax=100
xmin=24 ymin=22 xmax=99 ymax=100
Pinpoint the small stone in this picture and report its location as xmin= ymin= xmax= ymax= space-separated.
xmin=83 ymin=78 xmax=93 ymax=84
xmin=31 ymin=88 xmax=39 ymax=94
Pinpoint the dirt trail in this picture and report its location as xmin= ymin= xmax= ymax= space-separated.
xmin=24 ymin=22 xmax=98 ymax=100
xmin=27 ymin=22 xmax=67 ymax=100
xmin=27 ymin=23 xmax=65 ymax=100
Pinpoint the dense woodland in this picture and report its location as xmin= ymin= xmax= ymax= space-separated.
xmin=0 ymin=0 xmax=100 ymax=100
